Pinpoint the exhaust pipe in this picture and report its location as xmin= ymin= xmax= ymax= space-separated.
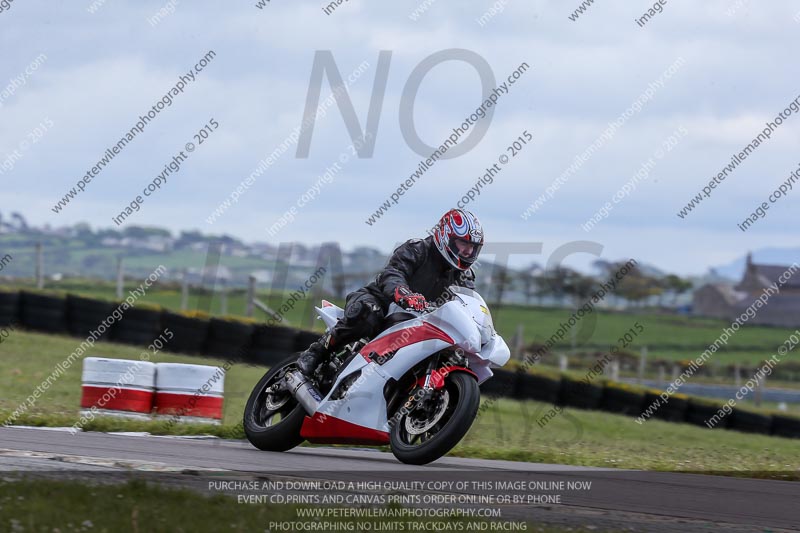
xmin=284 ymin=371 xmax=322 ymax=414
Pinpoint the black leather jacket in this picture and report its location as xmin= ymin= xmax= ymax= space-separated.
xmin=363 ymin=236 xmax=476 ymax=311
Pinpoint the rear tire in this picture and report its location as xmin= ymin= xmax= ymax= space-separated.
xmin=390 ymin=372 xmax=479 ymax=465
xmin=243 ymin=355 xmax=307 ymax=452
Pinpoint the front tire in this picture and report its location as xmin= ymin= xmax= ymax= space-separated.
xmin=390 ymin=372 xmax=480 ymax=465
xmin=243 ymin=355 xmax=307 ymax=452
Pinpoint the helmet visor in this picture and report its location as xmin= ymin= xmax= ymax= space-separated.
xmin=449 ymin=236 xmax=482 ymax=263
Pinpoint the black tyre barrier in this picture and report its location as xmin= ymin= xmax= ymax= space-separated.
xmin=67 ymin=294 xmax=116 ymax=316
xmin=643 ymin=391 xmax=688 ymax=422
xmin=20 ymin=291 xmax=67 ymax=333
xmin=601 ymin=384 xmax=646 ymax=416
xmin=558 ymin=376 xmax=603 ymax=409
xmin=479 ymin=368 xmax=519 ymax=398
xmin=161 ymin=311 xmax=209 ymax=354
xmin=516 ymin=372 xmax=561 ymax=404
xmin=728 ymin=408 xmax=772 ymax=435
xmin=249 ymin=325 xmax=298 ymax=366
xmin=509 ymin=368 xmax=529 ymax=400
xmin=113 ymin=306 xmax=162 ymax=345
xmin=771 ymin=415 xmax=800 ymax=438
xmin=294 ymin=330 xmax=322 ymax=353
xmin=205 ymin=318 xmax=254 ymax=359
xmin=66 ymin=295 xmax=115 ymax=340
xmin=0 ymin=291 xmax=19 ymax=326
xmin=686 ymin=399 xmax=727 ymax=429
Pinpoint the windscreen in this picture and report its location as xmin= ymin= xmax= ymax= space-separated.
xmin=448 ymin=285 xmax=487 ymax=305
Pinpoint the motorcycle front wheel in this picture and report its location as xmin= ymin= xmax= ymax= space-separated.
xmin=389 ymin=372 xmax=480 ymax=465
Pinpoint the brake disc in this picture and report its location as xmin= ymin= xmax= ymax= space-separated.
xmin=264 ymin=376 xmax=290 ymax=411
xmin=404 ymin=390 xmax=450 ymax=435
xmin=264 ymin=392 xmax=289 ymax=411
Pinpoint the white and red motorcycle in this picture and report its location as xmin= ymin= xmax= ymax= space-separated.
xmin=243 ymin=286 xmax=510 ymax=465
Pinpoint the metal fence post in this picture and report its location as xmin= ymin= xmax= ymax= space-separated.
xmin=116 ymin=256 xmax=124 ymax=299
xmin=755 ymin=375 xmax=764 ymax=407
xmin=638 ymin=346 xmax=648 ymax=384
xmin=180 ymin=269 xmax=189 ymax=311
xmin=246 ymin=275 xmax=255 ymax=318
xmin=35 ymin=241 xmax=44 ymax=289
xmin=220 ymin=280 xmax=228 ymax=316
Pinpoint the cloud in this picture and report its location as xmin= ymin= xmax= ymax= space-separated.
xmin=1 ymin=1 xmax=798 ymax=275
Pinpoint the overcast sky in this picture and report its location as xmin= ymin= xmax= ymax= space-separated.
xmin=2 ymin=0 xmax=799 ymax=276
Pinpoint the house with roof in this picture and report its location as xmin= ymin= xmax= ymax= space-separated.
xmin=693 ymin=253 xmax=800 ymax=326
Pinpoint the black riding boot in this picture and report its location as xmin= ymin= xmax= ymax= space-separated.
xmin=296 ymin=331 xmax=334 ymax=377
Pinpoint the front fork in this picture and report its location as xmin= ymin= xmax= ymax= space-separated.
xmin=422 ymin=358 xmax=438 ymax=390
xmin=410 ymin=355 xmax=475 ymax=412
xmin=415 ymin=352 xmax=473 ymax=392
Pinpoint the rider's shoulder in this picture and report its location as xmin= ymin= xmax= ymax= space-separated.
xmin=389 ymin=238 xmax=427 ymax=264
xmin=399 ymin=238 xmax=427 ymax=254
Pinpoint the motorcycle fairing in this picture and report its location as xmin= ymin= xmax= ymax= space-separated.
xmin=300 ymin=290 xmax=510 ymax=442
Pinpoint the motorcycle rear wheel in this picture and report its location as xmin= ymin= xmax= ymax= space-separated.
xmin=243 ymin=355 xmax=307 ymax=452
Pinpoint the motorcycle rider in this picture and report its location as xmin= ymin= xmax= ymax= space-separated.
xmin=296 ymin=208 xmax=484 ymax=377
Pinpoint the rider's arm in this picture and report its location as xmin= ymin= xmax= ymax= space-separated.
xmin=375 ymin=239 xmax=427 ymax=302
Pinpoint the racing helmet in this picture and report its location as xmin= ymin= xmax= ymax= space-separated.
xmin=432 ymin=208 xmax=484 ymax=271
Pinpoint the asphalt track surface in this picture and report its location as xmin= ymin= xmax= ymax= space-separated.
xmin=0 ymin=426 xmax=797 ymax=532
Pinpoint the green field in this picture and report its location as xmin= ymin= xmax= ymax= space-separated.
xmin=493 ymin=305 xmax=799 ymax=365
xmin=2 ymin=329 xmax=797 ymax=479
